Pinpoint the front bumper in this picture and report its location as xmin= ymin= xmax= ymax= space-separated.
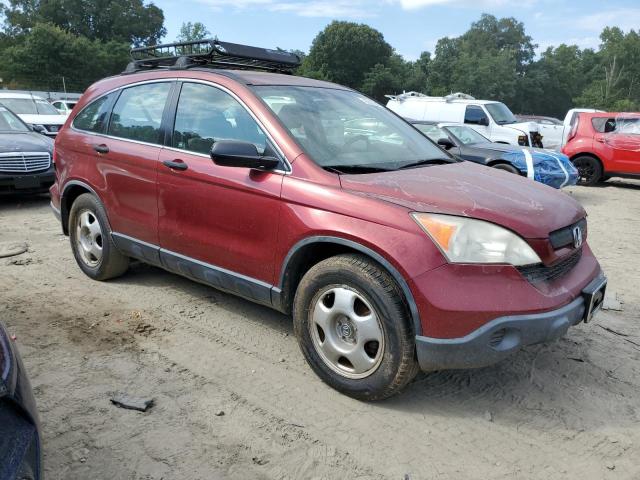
xmin=0 ymin=167 xmax=55 ymax=195
xmin=416 ymin=274 xmax=606 ymax=371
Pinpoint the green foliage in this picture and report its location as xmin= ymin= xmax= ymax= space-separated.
xmin=2 ymin=0 xmax=166 ymax=46
xmin=299 ymin=21 xmax=393 ymax=89
xmin=0 ymin=22 xmax=129 ymax=91
xmin=176 ymin=22 xmax=210 ymax=42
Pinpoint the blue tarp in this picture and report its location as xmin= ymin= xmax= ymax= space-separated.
xmin=501 ymin=149 xmax=578 ymax=189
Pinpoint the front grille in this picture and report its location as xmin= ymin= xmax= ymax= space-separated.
xmin=518 ymin=248 xmax=582 ymax=284
xmin=0 ymin=152 xmax=51 ymax=173
xmin=550 ymin=218 xmax=587 ymax=249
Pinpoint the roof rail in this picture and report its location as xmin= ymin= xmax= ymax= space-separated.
xmin=124 ymin=39 xmax=301 ymax=74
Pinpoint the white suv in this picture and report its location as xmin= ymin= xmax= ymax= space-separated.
xmin=51 ymin=100 xmax=78 ymax=116
xmin=0 ymin=92 xmax=67 ymax=137
xmin=386 ymin=92 xmax=543 ymax=148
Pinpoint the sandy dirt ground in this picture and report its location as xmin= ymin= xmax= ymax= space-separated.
xmin=1 ymin=179 xmax=639 ymax=480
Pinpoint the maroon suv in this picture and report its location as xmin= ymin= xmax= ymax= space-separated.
xmin=50 ymin=40 xmax=606 ymax=400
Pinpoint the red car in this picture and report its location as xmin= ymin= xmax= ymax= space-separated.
xmin=50 ymin=40 xmax=606 ymax=400
xmin=563 ymin=111 xmax=640 ymax=185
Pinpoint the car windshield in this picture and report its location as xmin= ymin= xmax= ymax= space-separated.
xmin=445 ymin=125 xmax=490 ymax=145
xmin=0 ymin=106 xmax=30 ymax=132
xmin=485 ymin=102 xmax=517 ymax=125
xmin=252 ymin=86 xmax=449 ymax=172
xmin=0 ymin=98 xmax=60 ymax=115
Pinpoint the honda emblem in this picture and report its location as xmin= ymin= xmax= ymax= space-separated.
xmin=572 ymin=226 xmax=583 ymax=249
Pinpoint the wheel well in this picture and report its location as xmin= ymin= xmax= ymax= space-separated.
xmin=60 ymin=184 xmax=91 ymax=235
xmin=279 ymin=242 xmax=356 ymax=314
xmin=278 ymin=239 xmax=421 ymax=335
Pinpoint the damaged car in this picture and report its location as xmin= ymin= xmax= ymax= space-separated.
xmin=411 ymin=121 xmax=578 ymax=189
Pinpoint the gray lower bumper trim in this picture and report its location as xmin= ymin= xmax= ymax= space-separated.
xmin=416 ymin=296 xmax=586 ymax=371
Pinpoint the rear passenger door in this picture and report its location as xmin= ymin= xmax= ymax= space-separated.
xmin=157 ymin=81 xmax=284 ymax=296
xmin=99 ymin=81 xmax=173 ymax=247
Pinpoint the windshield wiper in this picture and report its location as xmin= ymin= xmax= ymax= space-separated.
xmin=397 ymin=158 xmax=455 ymax=170
xmin=322 ymin=165 xmax=392 ymax=174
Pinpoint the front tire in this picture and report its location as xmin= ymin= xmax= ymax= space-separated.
xmin=572 ymin=156 xmax=603 ymax=186
xmin=293 ymin=254 xmax=418 ymax=400
xmin=69 ymin=193 xmax=129 ymax=280
xmin=492 ymin=163 xmax=520 ymax=175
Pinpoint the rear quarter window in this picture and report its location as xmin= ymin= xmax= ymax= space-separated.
xmin=591 ymin=117 xmax=616 ymax=133
xmin=72 ymin=93 xmax=117 ymax=133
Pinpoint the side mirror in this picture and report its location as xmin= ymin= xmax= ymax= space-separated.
xmin=31 ymin=124 xmax=47 ymax=134
xmin=480 ymin=117 xmax=490 ymax=126
xmin=210 ymin=141 xmax=280 ymax=171
xmin=437 ymin=138 xmax=455 ymax=150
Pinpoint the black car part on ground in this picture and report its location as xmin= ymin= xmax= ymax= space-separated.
xmin=0 ymin=322 xmax=42 ymax=480
xmin=125 ymin=39 xmax=301 ymax=74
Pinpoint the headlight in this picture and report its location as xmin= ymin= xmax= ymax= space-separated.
xmin=412 ymin=213 xmax=541 ymax=266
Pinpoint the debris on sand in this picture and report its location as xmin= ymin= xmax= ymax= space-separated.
xmin=110 ymin=394 xmax=154 ymax=412
xmin=0 ymin=242 xmax=28 ymax=258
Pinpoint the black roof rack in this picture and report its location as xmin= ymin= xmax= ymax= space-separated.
xmin=124 ymin=39 xmax=301 ymax=74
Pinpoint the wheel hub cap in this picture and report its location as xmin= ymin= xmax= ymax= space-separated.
xmin=75 ymin=210 xmax=103 ymax=267
xmin=310 ymin=286 xmax=385 ymax=379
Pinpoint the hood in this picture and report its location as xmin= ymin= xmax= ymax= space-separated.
xmin=0 ymin=131 xmax=54 ymax=153
xmin=502 ymin=121 xmax=538 ymax=134
xmin=339 ymin=161 xmax=584 ymax=239
xmin=16 ymin=114 xmax=67 ymax=125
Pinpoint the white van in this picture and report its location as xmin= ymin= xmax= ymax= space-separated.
xmin=386 ymin=92 xmax=543 ymax=148
xmin=0 ymin=92 xmax=67 ymax=137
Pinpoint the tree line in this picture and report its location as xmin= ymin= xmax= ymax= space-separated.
xmin=0 ymin=1 xmax=637 ymax=118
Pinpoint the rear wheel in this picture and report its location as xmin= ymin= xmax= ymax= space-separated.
xmin=69 ymin=193 xmax=129 ymax=280
xmin=293 ymin=254 xmax=418 ymax=400
xmin=572 ymin=156 xmax=603 ymax=186
xmin=492 ymin=163 xmax=520 ymax=174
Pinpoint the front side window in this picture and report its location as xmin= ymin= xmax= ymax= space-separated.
xmin=173 ymin=83 xmax=267 ymax=155
xmin=108 ymin=82 xmax=172 ymax=144
xmin=73 ymin=92 xmax=116 ymax=133
xmin=253 ymin=86 xmax=447 ymax=171
xmin=446 ymin=125 xmax=490 ymax=145
xmin=464 ymin=105 xmax=489 ymax=126
xmin=413 ymin=123 xmax=449 ymax=144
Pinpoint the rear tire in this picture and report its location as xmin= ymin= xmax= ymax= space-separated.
xmin=492 ymin=163 xmax=520 ymax=174
xmin=572 ymin=156 xmax=603 ymax=186
xmin=293 ymin=254 xmax=418 ymax=401
xmin=69 ymin=193 xmax=129 ymax=281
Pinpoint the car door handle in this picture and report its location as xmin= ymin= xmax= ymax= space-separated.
xmin=596 ymin=137 xmax=606 ymax=143
xmin=93 ymin=144 xmax=109 ymax=154
xmin=163 ymin=160 xmax=188 ymax=171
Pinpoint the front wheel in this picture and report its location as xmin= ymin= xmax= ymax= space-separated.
xmin=572 ymin=156 xmax=603 ymax=186
xmin=293 ymin=254 xmax=418 ymax=400
xmin=492 ymin=163 xmax=520 ymax=174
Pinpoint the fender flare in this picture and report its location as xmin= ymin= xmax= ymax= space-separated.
xmin=278 ymin=236 xmax=423 ymax=336
xmin=60 ymin=180 xmax=113 ymax=234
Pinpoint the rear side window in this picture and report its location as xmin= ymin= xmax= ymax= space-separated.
xmin=591 ymin=117 xmax=616 ymax=133
xmin=173 ymin=82 xmax=267 ymax=155
xmin=464 ymin=105 xmax=488 ymax=125
xmin=72 ymin=93 xmax=116 ymax=133
xmin=108 ymin=82 xmax=172 ymax=144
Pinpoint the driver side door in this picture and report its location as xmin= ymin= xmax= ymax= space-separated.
xmin=464 ymin=105 xmax=491 ymax=138
xmin=157 ymin=81 xmax=285 ymax=302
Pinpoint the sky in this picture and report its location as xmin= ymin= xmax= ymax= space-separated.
xmin=154 ymin=0 xmax=640 ymax=60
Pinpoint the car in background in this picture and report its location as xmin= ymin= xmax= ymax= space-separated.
xmin=0 ymin=104 xmax=55 ymax=195
xmin=563 ymin=112 xmax=640 ymax=185
xmin=0 ymin=321 xmax=43 ymax=480
xmin=411 ymin=121 xmax=578 ymax=189
xmin=386 ymin=92 xmax=544 ymax=147
xmin=0 ymin=92 xmax=66 ymax=137
xmin=516 ymin=115 xmax=564 ymax=149
xmin=51 ymin=99 xmax=78 ymax=116
xmin=561 ymin=108 xmax=604 ymax=147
